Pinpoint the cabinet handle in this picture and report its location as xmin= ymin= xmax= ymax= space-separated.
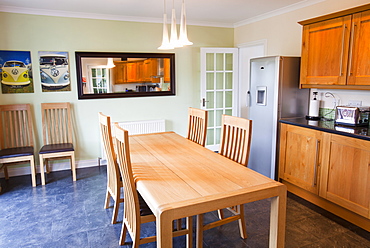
xmin=339 ymin=24 xmax=347 ymax=77
xmin=313 ymin=139 xmax=320 ymax=187
xmin=348 ymin=23 xmax=357 ymax=76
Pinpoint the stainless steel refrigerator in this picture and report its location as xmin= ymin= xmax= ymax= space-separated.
xmin=247 ymin=56 xmax=309 ymax=179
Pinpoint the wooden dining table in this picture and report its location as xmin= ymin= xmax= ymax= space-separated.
xmin=129 ymin=132 xmax=287 ymax=248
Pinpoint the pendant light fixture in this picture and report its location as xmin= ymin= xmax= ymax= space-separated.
xmin=158 ymin=0 xmax=174 ymax=50
xmin=158 ymin=0 xmax=192 ymax=50
xmin=106 ymin=58 xmax=115 ymax=68
xmin=169 ymin=0 xmax=182 ymax=48
xmin=178 ymin=0 xmax=193 ymax=46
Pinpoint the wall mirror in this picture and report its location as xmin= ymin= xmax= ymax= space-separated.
xmin=75 ymin=52 xmax=175 ymax=99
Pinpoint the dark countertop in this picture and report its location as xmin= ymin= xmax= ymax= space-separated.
xmin=280 ymin=117 xmax=370 ymax=141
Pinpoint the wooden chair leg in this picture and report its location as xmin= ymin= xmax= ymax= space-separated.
xmin=39 ymin=156 xmax=46 ymax=186
xmin=186 ymin=216 xmax=193 ymax=248
xmin=104 ymin=190 xmax=111 ymax=209
xmin=45 ymin=159 xmax=50 ymax=174
xmin=111 ymin=195 xmax=119 ymax=224
xmin=71 ymin=154 xmax=76 ymax=181
xmin=237 ymin=204 xmax=247 ymax=239
xmin=30 ymin=158 xmax=36 ymax=187
xmin=217 ymin=209 xmax=224 ymax=219
xmin=196 ymin=214 xmax=204 ymax=248
xmin=119 ymin=223 xmax=128 ymax=246
xmin=4 ymin=165 xmax=9 ymax=180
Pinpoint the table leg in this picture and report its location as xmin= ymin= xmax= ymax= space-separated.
xmin=269 ymin=188 xmax=287 ymax=248
xmin=157 ymin=212 xmax=173 ymax=248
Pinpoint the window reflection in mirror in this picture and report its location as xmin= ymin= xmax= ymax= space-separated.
xmin=75 ymin=52 xmax=175 ymax=99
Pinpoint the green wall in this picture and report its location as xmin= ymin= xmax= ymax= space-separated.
xmin=0 ymin=12 xmax=234 ymax=164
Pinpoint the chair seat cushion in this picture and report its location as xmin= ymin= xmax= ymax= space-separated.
xmin=0 ymin=146 xmax=34 ymax=159
xmin=138 ymin=192 xmax=153 ymax=216
xmin=39 ymin=143 xmax=74 ymax=154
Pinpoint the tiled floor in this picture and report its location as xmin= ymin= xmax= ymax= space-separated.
xmin=0 ymin=166 xmax=369 ymax=248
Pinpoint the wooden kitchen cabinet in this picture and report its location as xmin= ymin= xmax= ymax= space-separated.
xmin=279 ymin=122 xmax=370 ymax=230
xmin=113 ymin=61 xmax=127 ymax=84
xmin=299 ymin=4 xmax=370 ymax=90
xmin=142 ymin=58 xmax=157 ymax=82
xmin=300 ymin=16 xmax=351 ymax=86
xmin=320 ymin=133 xmax=370 ymax=218
xmin=279 ymin=124 xmax=322 ymax=194
xmin=126 ymin=62 xmax=138 ymax=82
xmin=347 ymin=10 xmax=370 ymax=86
xmin=164 ymin=58 xmax=171 ymax=83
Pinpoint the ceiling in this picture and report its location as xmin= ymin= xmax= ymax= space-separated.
xmin=0 ymin=0 xmax=325 ymax=27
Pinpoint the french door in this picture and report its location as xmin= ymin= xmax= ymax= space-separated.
xmin=200 ymin=48 xmax=239 ymax=151
xmin=88 ymin=66 xmax=111 ymax=94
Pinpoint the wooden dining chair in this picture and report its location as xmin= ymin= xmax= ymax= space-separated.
xmin=187 ymin=107 xmax=208 ymax=146
xmin=196 ymin=115 xmax=252 ymax=248
xmin=39 ymin=102 xmax=76 ymax=185
xmin=0 ymin=104 xmax=37 ymax=187
xmin=113 ymin=123 xmax=193 ymax=247
xmin=98 ymin=112 xmax=123 ymax=224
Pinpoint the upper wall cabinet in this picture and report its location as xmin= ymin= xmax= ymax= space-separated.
xmin=299 ymin=4 xmax=370 ymax=90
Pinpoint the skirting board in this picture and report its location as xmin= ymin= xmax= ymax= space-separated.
xmin=0 ymin=159 xmax=105 ymax=178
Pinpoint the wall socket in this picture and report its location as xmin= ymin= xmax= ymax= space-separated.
xmin=348 ymin=100 xmax=362 ymax=107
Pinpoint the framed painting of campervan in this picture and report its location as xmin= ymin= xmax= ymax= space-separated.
xmin=0 ymin=50 xmax=34 ymax=94
xmin=39 ymin=51 xmax=71 ymax=92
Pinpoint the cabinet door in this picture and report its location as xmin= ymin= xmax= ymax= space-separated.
xmin=279 ymin=124 xmax=322 ymax=194
xmin=321 ymin=134 xmax=370 ymax=218
xmin=126 ymin=62 xmax=137 ymax=82
xmin=164 ymin=58 xmax=171 ymax=83
xmin=113 ymin=62 xmax=127 ymax=84
xmin=347 ymin=10 xmax=370 ymax=86
xmin=300 ymin=16 xmax=351 ymax=86
xmin=136 ymin=61 xmax=144 ymax=82
xmin=142 ymin=59 xmax=152 ymax=82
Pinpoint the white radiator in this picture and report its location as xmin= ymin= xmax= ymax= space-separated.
xmin=117 ymin=119 xmax=165 ymax=135
xmin=100 ymin=119 xmax=165 ymax=163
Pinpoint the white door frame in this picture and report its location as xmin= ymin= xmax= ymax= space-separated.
xmin=237 ymin=39 xmax=267 ymax=118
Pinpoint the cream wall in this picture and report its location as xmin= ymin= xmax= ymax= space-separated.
xmin=235 ymin=0 xmax=370 ymax=109
xmin=0 ymin=12 xmax=234 ymax=165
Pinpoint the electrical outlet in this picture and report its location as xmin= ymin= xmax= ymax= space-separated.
xmin=348 ymin=100 xmax=362 ymax=107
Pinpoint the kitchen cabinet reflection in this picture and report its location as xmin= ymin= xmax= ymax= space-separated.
xmin=75 ymin=52 xmax=175 ymax=99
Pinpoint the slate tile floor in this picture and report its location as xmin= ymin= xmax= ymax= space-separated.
xmin=0 ymin=165 xmax=369 ymax=248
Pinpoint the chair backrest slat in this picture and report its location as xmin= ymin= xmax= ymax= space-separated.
xmin=187 ymin=107 xmax=208 ymax=147
xmin=41 ymin=102 xmax=73 ymax=145
xmin=98 ymin=112 xmax=121 ymax=199
xmin=113 ymin=123 xmax=141 ymax=238
xmin=0 ymin=104 xmax=34 ymax=149
xmin=219 ymin=115 xmax=252 ymax=166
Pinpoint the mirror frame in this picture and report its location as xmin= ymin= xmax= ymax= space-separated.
xmin=75 ymin=52 xmax=176 ymax=100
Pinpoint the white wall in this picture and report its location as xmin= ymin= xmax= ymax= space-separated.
xmin=234 ymin=0 xmax=370 ymax=109
xmin=0 ymin=12 xmax=234 ymax=166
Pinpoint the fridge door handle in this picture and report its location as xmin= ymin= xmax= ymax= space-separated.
xmin=246 ymin=91 xmax=251 ymax=107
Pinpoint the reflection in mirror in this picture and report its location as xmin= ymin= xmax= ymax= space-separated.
xmin=75 ymin=52 xmax=175 ymax=99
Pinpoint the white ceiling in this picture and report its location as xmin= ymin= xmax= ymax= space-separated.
xmin=0 ymin=0 xmax=325 ymax=27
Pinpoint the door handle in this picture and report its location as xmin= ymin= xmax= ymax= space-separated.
xmin=202 ymin=98 xmax=209 ymax=107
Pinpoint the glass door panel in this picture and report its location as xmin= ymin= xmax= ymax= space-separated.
xmin=201 ymin=48 xmax=238 ymax=151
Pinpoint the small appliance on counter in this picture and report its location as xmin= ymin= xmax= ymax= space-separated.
xmin=136 ymin=85 xmax=147 ymax=92
xmin=306 ymin=91 xmax=321 ymax=120
xmin=335 ymin=106 xmax=370 ymax=126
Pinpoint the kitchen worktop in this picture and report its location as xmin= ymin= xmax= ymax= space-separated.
xmin=280 ymin=117 xmax=370 ymax=141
